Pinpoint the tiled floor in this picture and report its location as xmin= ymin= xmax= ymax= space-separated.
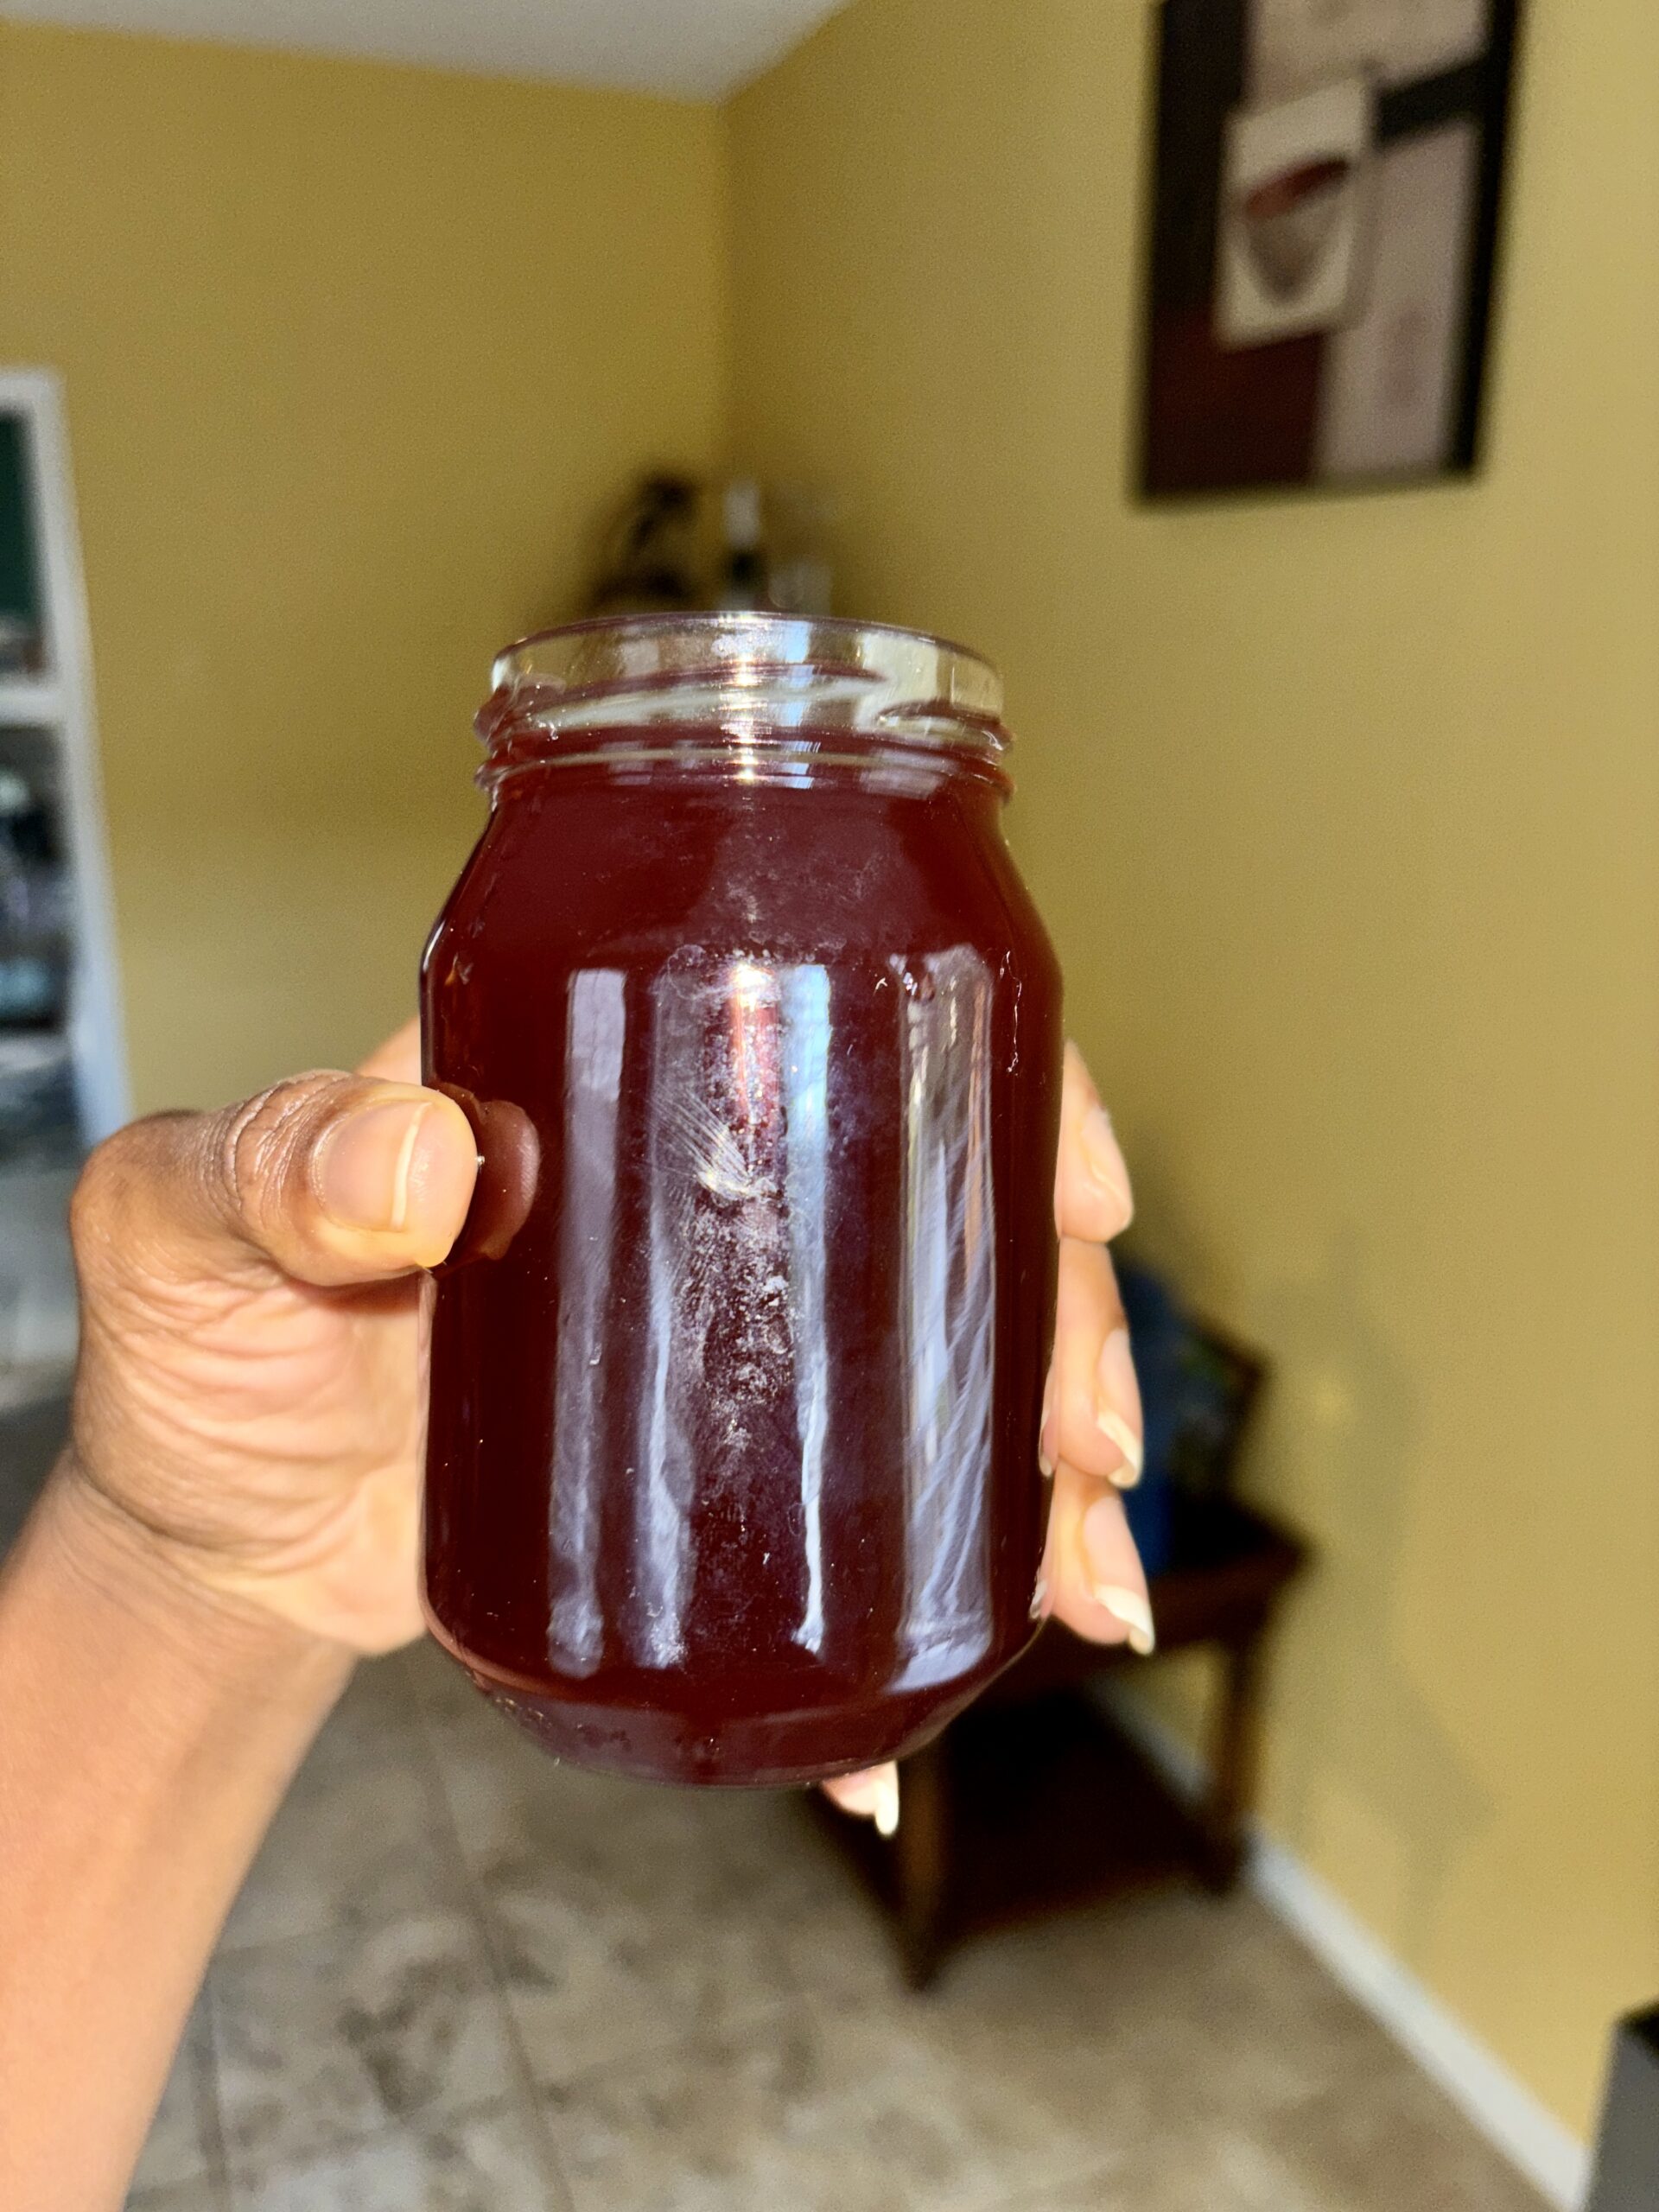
xmin=124 ymin=1641 xmax=1548 ymax=2212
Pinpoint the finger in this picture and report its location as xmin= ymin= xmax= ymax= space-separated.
xmin=1045 ymin=1240 xmax=1143 ymax=1487
xmin=73 ymin=1073 xmax=479 ymax=1296
xmin=357 ymin=1020 xmax=421 ymax=1084
xmin=1044 ymin=1463 xmax=1155 ymax=1655
xmin=822 ymin=1764 xmax=899 ymax=1837
xmin=1055 ymin=1041 xmax=1133 ymax=1244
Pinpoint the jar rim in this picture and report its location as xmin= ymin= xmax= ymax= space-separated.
xmin=478 ymin=612 xmax=1010 ymax=772
xmin=492 ymin=610 xmax=999 ymax=690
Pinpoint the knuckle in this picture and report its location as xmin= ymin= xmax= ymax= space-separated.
xmin=68 ymin=1112 xmax=201 ymax=1300
xmin=69 ymin=1116 xmax=173 ymax=1258
xmin=215 ymin=1072 xmax=350 ymax=1232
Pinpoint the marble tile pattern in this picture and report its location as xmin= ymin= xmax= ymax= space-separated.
xmin=123 ymin=1643 xmax=1548 ymax=2212
xmin=129 ymin=2003 xmax=219 ymax=2197
xmin=128 ymin=2185 xmax=226 ymax=2212
xmin=210 ymin=1909 xmax=518 ymax=2171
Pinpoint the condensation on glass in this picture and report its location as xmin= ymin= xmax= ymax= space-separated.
xmin=422 ymin=614 xmax=1064 ymax=1786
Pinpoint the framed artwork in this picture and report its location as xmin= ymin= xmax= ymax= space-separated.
xmin=1138 ymin=0 xmax=1523 ymax=498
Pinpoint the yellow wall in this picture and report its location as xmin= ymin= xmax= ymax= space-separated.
xmin=729 ymin=0 xmax=1659 ymax=2141
xmin=4 ymin=0 xmax=1655 ymax=2149
xmin=0 ymin=22 xmax=728 ymax=1108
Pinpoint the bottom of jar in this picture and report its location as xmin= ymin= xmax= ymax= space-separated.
xmin=423 ymin=1628 xmax=1037 ymax=1789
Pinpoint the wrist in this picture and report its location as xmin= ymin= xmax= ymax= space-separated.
xmin=0 ymin=1455 xmax=353 ymax=2212
xmin=36 ymin=1453 xmax=353 ymax=1713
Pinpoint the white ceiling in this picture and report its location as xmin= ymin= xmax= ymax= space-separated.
xmin=0 ymin=0 xmax=853 ymax=98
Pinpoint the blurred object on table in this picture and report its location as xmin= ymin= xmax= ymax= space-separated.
xmin=713 ymin=476 xmax=768 ymax=608
xmin=1118 ymin=1256 xmax=1268 ymax=1575
xmin=578 ymin=470 xmax=835 ymax=620
xmin=582 ymin=471 xmax=704 ymax=617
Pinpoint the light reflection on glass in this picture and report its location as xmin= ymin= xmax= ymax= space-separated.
xmin=596 ymin=945 xmax=998 ymax=1687
xmin=546 ymin=969 xmax=626 ymax=1675
xmin=781 ymin=965 xmax=832 ymax=1656
xmin=893 ymin=946 xmax=997 ymax=1691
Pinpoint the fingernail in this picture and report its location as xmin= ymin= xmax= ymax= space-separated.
xmin=1099 ymin=1416 xmax=1142 ymax=1485
xmin=874 ymin=1765 xmax=900 ymax=1838
xmin=1096 ymin=1328 xmax=1144 ymax=1486
xmin=317 ymin=1100 xmax=429 ymax=1233
xmin=1098 ymin=1584 xmax=1155 ymax=1655
xmin=1029 ymin=1573 xmax=1049 ymax=1621
xmin=1083 ymin=1495 xmax=1155 ymax=1654
xmin=1080 ymin=1103 xmax=1134 ymax=1228
xmin=1038 ymin=1367 xmax=1056 ymax=1479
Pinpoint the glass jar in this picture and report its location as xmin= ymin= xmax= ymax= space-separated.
xmin=422 ymin=613 xmax=1063 ymax=1786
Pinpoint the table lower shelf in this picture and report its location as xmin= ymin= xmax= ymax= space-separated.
xmin=810 ymin=1688 xmax=1242 ymax=1984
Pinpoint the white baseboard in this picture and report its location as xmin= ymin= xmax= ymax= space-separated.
xmin=1095 ymin=1686 xmax=1592 ymax=2211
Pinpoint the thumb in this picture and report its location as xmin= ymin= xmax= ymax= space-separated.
xmin=73 ymin=1072 xmax=480 ymax=1294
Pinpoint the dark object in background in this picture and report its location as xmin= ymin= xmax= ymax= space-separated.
xmin=0 ymin=763 xmax=70 ymax=1032
xmin=817 ymin=1484 xmax=1309 ymax=1986
xmin=1139 ymin=0 xmax=1523 ymax=496
xmin=0 ymin=736 xmax=78 ymax=1160
xmin=583 ymin=473 xmax=704 ymax=617
xmin=810 ymin=1265 xmax=1306 ymax=1986
xmin=1118 ymin=1257 xmax=1266 ymax=1575
xmin=0 ymin=413 xmax=45 ymax=673
xmin=0 ymin=762 xmax=59 ymax=870
xmin=1586 ymin=2005 xmax=1659 ymax=2211
xmin=580 ymin=472 xmax=836 ymax=620
xmin=0 ymin=1395 xmax=68 ymax=1559
xmin=0 ymin=1035 xmax=78 ymax=1165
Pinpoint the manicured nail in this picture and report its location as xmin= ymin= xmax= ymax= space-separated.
xmin=873 ymin=1765 xmax=900 ymax=1838
xmin=1097 ymin=1584 xmax=1155 ymax=1655
xmin=1029 ymin=1573 xmax=1048 ymax=1621
xmin=1038 ymin=1367 xmax=1056 ymax=1479
xmin=1096 ymin=1328 xmax=1144 ymax=1486
xmin=317 ymin=1100 xmax=429 ymax=1233
xmin=1082 ymin=1494 xmax=1154 ymax=1653
xmin=1080 ymin=1103 xmax=1134 ymax=1228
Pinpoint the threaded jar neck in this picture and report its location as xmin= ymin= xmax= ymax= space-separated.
xmin=476 ymin=613 xmax=1013 ymax=794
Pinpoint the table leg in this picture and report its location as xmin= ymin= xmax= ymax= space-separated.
xmin=1200 ymin=1637 xmax=1262 ymax=1891
xmin=1586 ymin=2005 xmax=1659 ymax=2210
xmin=895 ymin=1737 xmax=950 ymax=1988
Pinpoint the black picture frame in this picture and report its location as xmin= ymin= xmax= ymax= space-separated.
xmin=1137 ymin=0 xmax=1525 ymax=500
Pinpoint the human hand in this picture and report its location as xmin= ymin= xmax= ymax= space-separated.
xmin=824 ymin=1042 xmax=1147 ymax=1832
xmin=60 ymin=1021 xmax=477 ymax=1652
xmin=60 ymin=1027 xmax=1145 ymax=1728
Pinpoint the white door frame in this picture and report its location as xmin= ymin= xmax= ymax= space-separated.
xmin=0 ymin=366 xmax=129 ymax=1141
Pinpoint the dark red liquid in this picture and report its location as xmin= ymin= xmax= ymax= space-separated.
xmin=422 ymin=734 xmax=1062 ymax=1785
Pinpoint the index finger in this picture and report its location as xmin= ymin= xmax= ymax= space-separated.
xmin=358 ymin=1018 xmax=422 ymax=1084
xmin=1054 ymin=1041 xmax=1134 ymax=1243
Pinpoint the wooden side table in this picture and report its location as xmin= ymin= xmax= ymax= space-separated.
xmin=810 ymin=1491 xmax=1310 ymax=1987
xmin=1587 ymin=2005 xmax=1659 ymax=2210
